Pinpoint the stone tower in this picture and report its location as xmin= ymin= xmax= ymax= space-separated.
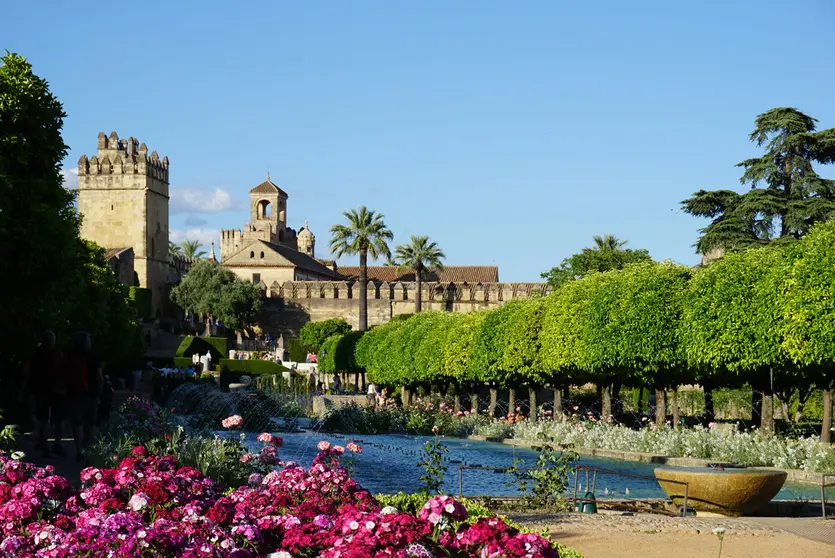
xmin=297 ymin=221 xmax=315 ymax=257
xmin=77 ymin=131 xmax=170 ymax=316
xmin=221 ymin=174 xmax=298 ymax=260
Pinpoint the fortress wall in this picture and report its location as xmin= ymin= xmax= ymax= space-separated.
xmin=256 ymin=280 xmax=550 ymax=336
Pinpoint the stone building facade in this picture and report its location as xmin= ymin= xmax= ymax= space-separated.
xmin=77 ymin=132 xmax=186 ymax=315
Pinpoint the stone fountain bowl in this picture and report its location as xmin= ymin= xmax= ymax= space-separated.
xmin=654 ymin=467 xmax=787 ymax=517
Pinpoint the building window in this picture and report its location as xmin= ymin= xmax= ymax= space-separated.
xmin=252 ymin=273 xmax=261 ymax=284
xmin=250 ymin=251 xmax=255 ymax=258
xmin=257 ymin=200 xmax=272 ymax=219
xmin=260 ymin=251 xmax=265 ymax=258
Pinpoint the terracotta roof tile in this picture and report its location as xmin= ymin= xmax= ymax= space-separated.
xmin=337 ymin=265 xmax=499 ymax=283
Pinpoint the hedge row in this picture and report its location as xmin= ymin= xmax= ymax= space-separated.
xmin=353 ymin=221 xmax=835 ymax=402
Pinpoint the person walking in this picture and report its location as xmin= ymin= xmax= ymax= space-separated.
xmin=21 ymin=331 xmax=67 ymax=457
xmin=65 ymin=332 xmax=103 ymax=462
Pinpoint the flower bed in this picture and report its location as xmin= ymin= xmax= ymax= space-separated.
xmin=0 ymin=445 xmax=561 ymax=557
xmin=475 ymin=417 xmax=835 ymax=473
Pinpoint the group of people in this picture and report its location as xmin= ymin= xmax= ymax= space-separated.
xmin=20 ymin=330 xmax=114 ymax=461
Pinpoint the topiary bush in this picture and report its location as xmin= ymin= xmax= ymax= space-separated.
xmin=176 ymin=336 xmax=228 ymax=361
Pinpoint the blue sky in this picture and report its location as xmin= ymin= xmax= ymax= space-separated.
xmin=4 ymin=1 xmax=834 ymax=281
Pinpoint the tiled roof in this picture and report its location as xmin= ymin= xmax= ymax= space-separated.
xmin=249 ymin=177 xmax=289 ymax=197
xmin=225 ymin=241 xmax=341 ymax=279
xmin=337 ymin=265 xmax=499 ymax=283
xmin=104 ymin=247 xmax=132 ymax=260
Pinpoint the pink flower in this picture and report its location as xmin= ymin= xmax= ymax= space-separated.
xmin=332 ymin=445 xmax=345 ymax=455
xmin=221 ymin=415 xmax=244 ymax=429
xmin=317 ymin=440 xmax=331 ymax=451
xmin=346 ymin=442 xmax=362 ymax=454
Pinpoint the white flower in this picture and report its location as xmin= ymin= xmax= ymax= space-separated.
xmin=444 ymin=503 xmax=455 ymax=513
xmin=10 ymin=451 xmax=24 ymax=461
xmin=349 ymin=520 xmax=359 ymax=530
xmin=365 ymin=520 xmax=376 ymax=530
xmin=128 ymin=493 xmax=150 ymax=512
xmin=381 ymin=506 xmax=398 ymax=515
xmin=712 ymin=527 xmax=726 ymax=535
xmin=267 ymin=553 xmax=293 ymax=558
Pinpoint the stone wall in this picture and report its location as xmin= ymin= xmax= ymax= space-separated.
xmin=257 ymin=280 xmax=550 ymax=336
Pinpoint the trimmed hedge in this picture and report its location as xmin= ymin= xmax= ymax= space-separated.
xmin=319 ymin=331 xmax=366 ymax=373
xmin=219 ymin=359 xmax=288 ymax=376
xmin=128 ymin=287 xmax=152 ymax=319
xmin=173 ymin=357 xmax=193 ymax=369
xmin=288 ymin=338 xmax=307 ymax=362
xmin=175 ymin=336 xmax=228 ymax=361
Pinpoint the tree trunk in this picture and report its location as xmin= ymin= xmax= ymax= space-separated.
xmin=601 ymin=385 xmax=612 ymax=421
xmin=671 ymin=386 xmax=680 ymax=428
xmin=415 ymin=272 xmax=422 ymax=313
xmin=454 ymin=393 xmax=461 ymax=413
xmin=655 ymin=388 xmax=666 ymax=427
xmin=508 ymin=387 xmax=516 ymax=417
xmin=553 ymin=387 xmax=562 ymax=420
xmin=470 ymin=391 xmax=479 ymax=413
xmin=529 ymin=386 xmax=537 ymax=421
xmin=761 ymin=376 xmax=774 ymax=433
xmin=637 ymin=385 xmax=644 ymax=415
xmin=821 ymin=389 xmax=833 ymax=444
xmin=703 ymin=385 xmax=715 ymax=425
xmin=359 ymin=249 xmax=368 ymax=330
xmin=488 ymin=387 xmax=498 ymax=418
xmin=752 ymin=381 xmax=763 ymax=426
xmin=401 ymin=386 xmax=410 ymax=407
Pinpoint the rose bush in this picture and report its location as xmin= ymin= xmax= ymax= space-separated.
xmin=0 ymin=441 xmax=560 ymax=557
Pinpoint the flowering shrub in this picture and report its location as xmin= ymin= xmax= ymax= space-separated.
xmin=320 ymin=398 xmax=491 ymax=437
xmin=90 ymin=397 xmax=265 ymax=488
xmin=479 ymin=417 xmax=835 ymax=472
xmin=0 ymin=443 xmax=562 ymax=557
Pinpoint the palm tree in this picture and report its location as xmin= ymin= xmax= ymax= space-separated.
xmin=395 ymin=235 xmax=446 ymax=313
xmin=330 ymin=206 xmax=393 ymax=330
xmin=180 ymin=240 xmax=207 ymax=260
xmin=592 ymin=234 xmax=627 ymax=251
xmin=168 ymin=241 xmax=183 ymax=258
xmin=383 ymin=256 xmax=399 ymax=266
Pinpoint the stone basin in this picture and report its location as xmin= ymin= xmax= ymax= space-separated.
xmin=654 ymin=467 xmax=787 ymax=517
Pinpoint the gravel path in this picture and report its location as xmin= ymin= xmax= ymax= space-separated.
xmin=510 ymin=511 xmax=835 ymax=558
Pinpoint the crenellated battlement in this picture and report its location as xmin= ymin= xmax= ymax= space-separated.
xmin=268 ymin=280 xmax=551 ymax=302
xmin=77 ymin=131 xmax=169 ymax=183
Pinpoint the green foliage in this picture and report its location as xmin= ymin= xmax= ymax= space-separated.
xmin=541 ymin=234 xmax=651 ymax=287
xmin=0 ymin=53 xmax=140 ymax=373
xmin=681 ymin=108 xmax=835 ymax=253
xmin=319 ymin=331 xmax=365 ymax=373
xmin=329 ymin=205 xmax=394 ymax=331
xmin=506 ymin=431 xmax=578 ymax=509
xmin=288 ymin=338 xmax=307 ymax=362
xmin=681 ymin=246 xmax=790 ymax=381
xmin=417 ymin=435 xmax=449 ymax=495
xmin=500 ymin=299 xmax=547 ymax=385
xmin=176 ymin=336 xmax=228 ymax=361
xmin=299 ymin=318 xmax=352 ymax=353
xmin=442 ymin=311 xmax=489 ymax=382
xmin=782 ymin=221 xmax=835 ymax=388
xmin=128 ymin=287 xmax=152 ymax=319
xmin=218 ymin=359 xmax=287 ymax=376
xmin=170 ymin=260 xmax=262 ymax=332
xmin=173 ymin=357 xmax=193 ymax=369
xmin=605 ymin=262 xmax=692 ymax=386
xmin=180 ymin=239 xmax=206 ymax=260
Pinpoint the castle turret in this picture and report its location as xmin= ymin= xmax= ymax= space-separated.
xmin=77 ymin=131 xmax=170 ymax=316
xmin=297 ymin=221 xmax=315 ymax=257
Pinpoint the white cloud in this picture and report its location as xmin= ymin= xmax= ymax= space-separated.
xmin=170 ymin=228 xmax=220 ymax=254
xmin=61 ymin=167 xmax=78 ymax=190
xmin=170 ymin=187 xmax=237 ymax=214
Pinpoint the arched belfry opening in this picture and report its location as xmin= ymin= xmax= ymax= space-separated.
xmin=257 ymin=200 xmax=272 ymax=219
